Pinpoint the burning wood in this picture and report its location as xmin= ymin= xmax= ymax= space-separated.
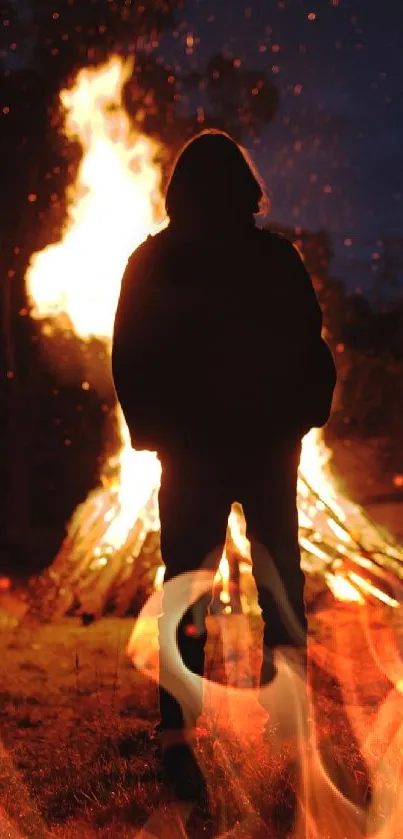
xmin=25 ymin=427 xmax=403 ymax=622
xmin=23 ymin=57 xmax=403 ymax=622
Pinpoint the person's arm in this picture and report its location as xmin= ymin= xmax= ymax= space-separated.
xmin=112 ymin=237 xmax=170 ymax=449
xmin=281 ymin=238 xmax=337 ymax=433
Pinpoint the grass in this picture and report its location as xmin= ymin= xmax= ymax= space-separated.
xmin=0 ymin=592 xmax=399 ymax=838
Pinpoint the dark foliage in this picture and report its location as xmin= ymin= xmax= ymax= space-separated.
xmin=268 ymin=224 xmax=403 ymax=465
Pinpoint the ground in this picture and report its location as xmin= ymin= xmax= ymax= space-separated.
xmin=0 ymin=435 xmax=402 ymax=836
xmin=0 ymin=590 xmax=402 ymax=837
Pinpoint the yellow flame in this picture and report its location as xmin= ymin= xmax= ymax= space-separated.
xmin=27 ymin=57 xmax=163 ymax=340
xmin=299 ymin=429 xmax=347 ymax=522
xmin=325 ymin=572 xmax=365 ymax=604
xmin=228 ymin=503 xmax=251 ymax=559
xmin=26 ymin=57 xmax=164 ymax=551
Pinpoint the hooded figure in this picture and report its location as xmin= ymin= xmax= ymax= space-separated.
xmin=112 ymin=130 xmax=336 ymax=800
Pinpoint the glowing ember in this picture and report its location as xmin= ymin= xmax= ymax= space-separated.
xmin=0 ymin=577 xmax=11 ymax=591
xmin=25 ymin=55 xmax=403 ymax=620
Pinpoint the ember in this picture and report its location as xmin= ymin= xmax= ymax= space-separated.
xmin=24 ymin=56 xmax=403 ymax=621
xmin=0 ymin=577 xmax=11 ymax=591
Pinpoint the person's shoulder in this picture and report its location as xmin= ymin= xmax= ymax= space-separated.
xmin=123 ymin=230 xmax=174 ymax=287
xmin=126 ymin=227 xmax=169 ymax=264
xmin=258 ymin=228 xmax=298 ymax=257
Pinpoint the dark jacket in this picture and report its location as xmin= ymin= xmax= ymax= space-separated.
xmin=112 ymin=223 xmax=336 ymax=453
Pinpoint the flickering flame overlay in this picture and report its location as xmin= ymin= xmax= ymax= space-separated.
xmin=25 ymin=55 xmax=403 ymax=621
xmin=128 ymin=569 xmax=403 ymax=838
xmin=1 ymin=577 xmax=402 ymax=837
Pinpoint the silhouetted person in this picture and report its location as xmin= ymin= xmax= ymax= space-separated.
xmin=112 ymin=130 xmax=336 ymax=799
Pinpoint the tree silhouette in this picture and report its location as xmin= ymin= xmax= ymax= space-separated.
xmin=372 ymin=237 xmax=403 ymax=308
xmin=184 ymin=53 xmax=279 ymax=142
xmin=122 ymin=51 xmax=279 ymax=178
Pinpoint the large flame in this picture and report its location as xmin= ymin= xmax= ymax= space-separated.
xmin=26 ymin=55 xmax=403 ymax=617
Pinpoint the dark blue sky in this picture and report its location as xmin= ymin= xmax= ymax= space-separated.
xmin=161 ymin=0 xmax=403 ymax=293
xmin=5 ymin=0 xmax=403 ymax=294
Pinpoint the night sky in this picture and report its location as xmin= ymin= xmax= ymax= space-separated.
xmin=161 ymin=0 xmax=403 ymax=293
xmin=4 ymin=0 xmax=403 ymax=294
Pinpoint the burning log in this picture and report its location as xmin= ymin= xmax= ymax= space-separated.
xmin=297 ymin=439 xmax=403 ymax=609
xmin=26 ymin=477 xmax=161 ymax=622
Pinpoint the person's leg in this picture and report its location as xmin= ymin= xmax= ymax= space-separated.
xmin=241 ymin=449 xmax=371 ymax=813
xmin=158 ymin=449 xmax=229 ymax=736
xmin=241 ymin=443 xmax=307 ymax=688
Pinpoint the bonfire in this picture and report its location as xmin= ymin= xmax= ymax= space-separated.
xmin=23 ymin=57 xmax=403 ymax=623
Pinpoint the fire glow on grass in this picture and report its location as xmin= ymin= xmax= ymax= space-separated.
xmin=25 ymin=56 xmax=403 ymax=620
